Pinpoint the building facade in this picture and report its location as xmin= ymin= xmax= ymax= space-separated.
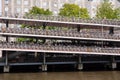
xmin=1 ymin=0 xmax=120 ymax=17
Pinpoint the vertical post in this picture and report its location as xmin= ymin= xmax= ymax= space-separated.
xmin=42 ymin=22 xmax=46 ymax=30
xmin=77 ymin=55 xmax=83 ymax=70
xmin=0 ymin=50 xmax=2 ymax=58
xmin=42 ymin=53 xmax=47 ymax=72
xmin=6 ymin=20 xmax=9 ymax=42
xmin=111 ymin=56 xmax=117 ymax=70
xmin=77 ymin=25 xmax=80 ymax=32
xmin=35 ymin=52 xmax=37 ymax=58
xmin=109 ymin=27 xmax=114 ymax=35
xmin=5 ymin=51 xmax=8 ymax=66
xmin=4 ymin=51 xmax=10 ymax=72
xmin=42 ymin=22 xmax=46 ymax=44
xmin=101 ymin=19 xmax=104 ymax=48
xmin=3 ymin=20 xmax=10 ymax=72
xmin=6 ymin=20 xmax=9 ymax=28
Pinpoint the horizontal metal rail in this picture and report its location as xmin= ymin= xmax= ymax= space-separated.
xmin=0 ymin=27 xmax=120 ymax=42
xmin=82 ymin=61 xmax=110 ymax=64
xmin=0 ymin=42 xmax=120 ymax=56
xmin=0 ymin=16 xmax=120 ymax=28
xmin=9 ymin=63 xmax=43 ymax=66
xmin=0 ymin=32 xmax=120 ymax=42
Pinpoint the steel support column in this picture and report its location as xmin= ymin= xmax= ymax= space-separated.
xmin=4 ymin=51 xmax=10 ymax=72
xmin=77 ymin=55 xmax=83 ymax=70
xmin=111 ymin=56 xmax=117 ymax=70
xmin=42 ymin=22 xmax=46 ymax=44
xmin=42 ymin=53 xmax=47 ymax=71
xmin=109 ymin=27 xmax=114 ymax=35
xmin=42 ymin=22 xmax=46 ymax=30
xmin=77 ymin=25 xmax=80 ymax=32
xmin=6 ymin=20 xmax=9 ymax=42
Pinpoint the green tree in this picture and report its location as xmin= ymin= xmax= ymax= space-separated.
xmin=44 ymin=9 xmax=53 ymax=15
xmin=96 ymin=0 xmax=120 ymax=19
xmin=79 ymin=8 xmax=90 ymax=19
xmin=59 ymin=4 xmax=89 ymax=18
xmin=114 ymin=8 xmax=120 ymax=19
xmin=28 ymin=6 xmax=52 ymax=15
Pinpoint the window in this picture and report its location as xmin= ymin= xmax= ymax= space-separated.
xmin=35 ymin=1 xmax=40 ymax=6
xmin=54 ymin=11 xmax=57 ymax=15
xmin=17 ymin=0 xmax=21 ymax=5
xmin=5 ymin=7 xmax=8 ymax=11
xmin=5 ymin=0 xmax=9 ymax=5
xmin=24 ymin=1 xmax=28 ymax=6
xmin=24 ymin=8 xmax=29 ymax=12
xmin=43 ymin=2 xmax=47 ymax=7
xmin=60 ymin=4 xmax=63 ymax=7
xmin=16 ymin=8 xmax=21 ymax=13
xmin=54 ymin=4 xmax=57 ymax=7
xmin=5 ymin=11 xmax=8 ymax=16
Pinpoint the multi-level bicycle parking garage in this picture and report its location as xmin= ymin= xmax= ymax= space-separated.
xmin=0 ymin=15 xmax=120 ymax=72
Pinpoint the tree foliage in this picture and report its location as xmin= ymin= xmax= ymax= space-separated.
xmin=114 ymin=8 xmax=120 ymax=19
xmin=96 ymin=0 xmax=120 ymax=19
xmin=59 ymin=4 xmax=89 ymax=18
xmin=29 ymin=6 xmax=52 ymax=15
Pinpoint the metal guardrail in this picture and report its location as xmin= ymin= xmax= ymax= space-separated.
xmin=1 ymin=27 xmax=120 ymax=41
xmin=0 ymin=42 xmax=120 ymax=55
xmin=0 ymin=14 xmax=120 ymax=26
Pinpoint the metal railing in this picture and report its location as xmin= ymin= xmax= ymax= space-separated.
xmin=0 ymin=42 xmax=120 ymax=54
xmin=1 ymin=27 xmax=120 ymax=40
xmin=1 ymin=14 xmax=120 ymax=26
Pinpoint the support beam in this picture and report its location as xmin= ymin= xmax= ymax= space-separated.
xmin=35 ymin=52 xmax=37 ymax=58
xmin=42 ymin=53 xmax=47 ymax=71
xmin=6 ymin=20 xmax=9 ymax=28
xmin=35 ymin=38 xmax=38 ymax=43
xmin=77 ymin=55 xmax=83 ymax=70
xmin=0 ymin=50 xmax=2 ymax=58
xmin=111 ymin=56 xmax=117 ymax=70
xmin=42 ymin=22 xmax=46 ymax=30
xmin=109 ymin=27 xmax=114 ymax=35
xmin=78 ymin=64 xmax=83 ymax=70
xmin=5 ymin=51 xmax=8 ymax=66
xmin=77 ymin=25 xmax=80 ymax=32
xmin=42 ymin=22 xmax=46 ymax=43
xmin=4 ymin=51 xmax=10 ymax=72
xmin=6 ymin=20 xmax=9 ymax=42
xmin=42 ymin=65 xmax=47 ymax=72
xmin=3 ymin=65 xmax=10 ymax=73
xmin=112 ymin=62 xmax=117 ymax=70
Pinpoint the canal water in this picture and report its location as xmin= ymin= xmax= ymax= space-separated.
xmin=0 ymin=71 xmax=120 ymax=80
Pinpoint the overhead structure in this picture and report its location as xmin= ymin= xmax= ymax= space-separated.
xmin=0 ymin=15 xmax=120 ymax=72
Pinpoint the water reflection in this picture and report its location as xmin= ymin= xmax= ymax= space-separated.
xmin=0 ymin=71 xmax=120 ymax=80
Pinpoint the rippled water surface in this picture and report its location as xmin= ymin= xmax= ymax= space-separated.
xmin=0 ymin=71 xmax=120 ymax=80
